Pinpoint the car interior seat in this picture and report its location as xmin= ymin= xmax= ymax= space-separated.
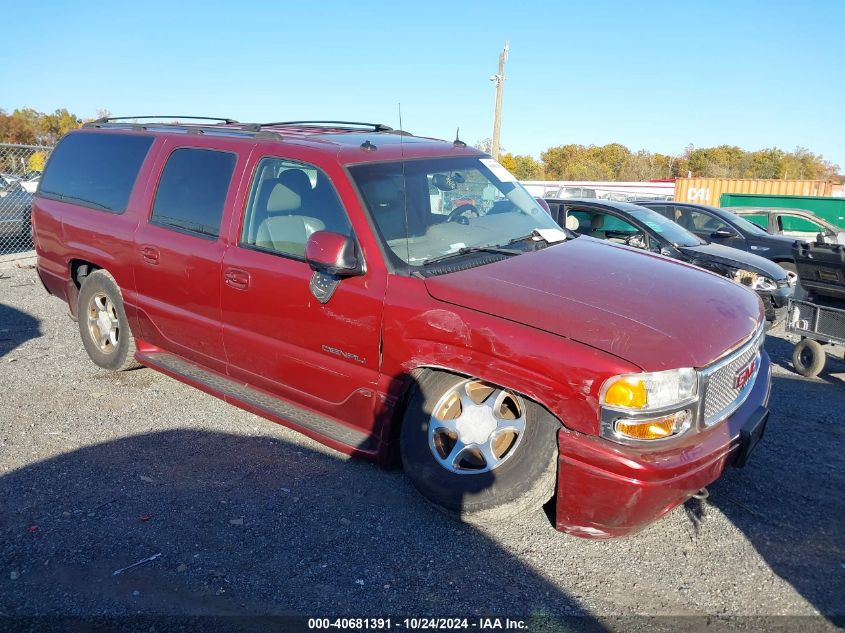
xmin=564 ymin=215 xmax=580 ymax=231
xmin=362 ymin=179 xmax=407 ymax=242
xmin=255 ymin=182 xmax=325 ymax=255
xmin=675 ymin=210 xmax=694 ymax=231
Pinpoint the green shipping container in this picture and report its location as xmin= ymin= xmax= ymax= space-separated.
xmin=720 ymin=193 xmax=845 ymax=230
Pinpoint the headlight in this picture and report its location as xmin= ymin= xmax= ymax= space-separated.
xmin=732 ymin=269 xmax=777 ymax=291
xmin=600 ymin=368 xmax=698 ymax=412
xmin=600 ymin=368 xmax=699 ymax=443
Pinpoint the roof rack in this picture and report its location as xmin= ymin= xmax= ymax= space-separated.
xmin=81 ymin=118 xmax=283 ymax=141
xmin=261 ymin=120 xmax=395 ymax=132
xmin=90 ymin=115 xmax=240 ymax=125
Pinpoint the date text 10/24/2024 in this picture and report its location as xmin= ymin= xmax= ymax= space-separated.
xmin=307 ymin=618 xmax=528 ymax=630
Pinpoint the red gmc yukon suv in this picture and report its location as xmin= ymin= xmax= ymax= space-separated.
xmin=32 ymin=118 xmax=771 ymax=538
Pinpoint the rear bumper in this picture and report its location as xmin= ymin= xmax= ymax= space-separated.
xmin=555 ymin=352 xmax=772 ymax=539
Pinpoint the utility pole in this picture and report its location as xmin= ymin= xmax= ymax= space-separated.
xmin=490 ymin=41 xmax=508 ymax=161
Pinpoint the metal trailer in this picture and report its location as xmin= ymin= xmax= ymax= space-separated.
xmin=786 ymin=297 xmax=845 ymax=377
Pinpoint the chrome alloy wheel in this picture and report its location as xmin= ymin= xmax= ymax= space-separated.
xmin=86 ymin=292 xmax=120 ymax=354
xmin=428 ymin=379 xmax=526 ymax=474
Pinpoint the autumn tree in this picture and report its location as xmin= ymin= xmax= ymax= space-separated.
xmin=499 ymin=153 xmax=543 ymax=179
xmin=0 ymin=107 xmax=85 ymax=145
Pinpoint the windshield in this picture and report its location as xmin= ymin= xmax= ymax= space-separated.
xmin=349 ymin=157 xmax=561 ymax=267
xmin=626 ymin=206 xmax=703 ymax=247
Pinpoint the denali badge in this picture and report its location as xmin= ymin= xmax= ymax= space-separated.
xmin=734 ymin=357 xmax=757 ymax=390
xmin=322 ymin=345 xmax=366 ymax=365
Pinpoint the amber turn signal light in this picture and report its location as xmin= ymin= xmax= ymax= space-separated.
xmin=604 ymin=379 xmax=647 ymax=409
xmin=614 ymin=410 xmax=692 ymax=441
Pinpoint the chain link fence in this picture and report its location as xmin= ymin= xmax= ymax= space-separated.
xmin=0 ymin=143 xmax=53 ymax=257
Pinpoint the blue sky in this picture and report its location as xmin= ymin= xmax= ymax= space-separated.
xmin=4 ymin=0 xmax=844 ymax=168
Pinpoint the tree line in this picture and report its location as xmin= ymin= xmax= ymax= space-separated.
xmin=0 ymin=108 xmax=109 ymax=146
xmin=1 ymin=108 xmax=839 ymax=182
xmin=486 ymin=140 xmax=841 ymax=182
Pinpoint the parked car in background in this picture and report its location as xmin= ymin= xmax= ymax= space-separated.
xmin=32 ymin=118 xmax=772 ymax=538
xmin=726 ymin=206 xmax=845 ymax=245
xmin=635 ymin=201 xmax=801 ymax=274
xmin=544 ymin=186 xmax=597 ymax=199
xmin=545 ymin=198 xmax=794 ymax=324
xmin=0 ymin=176 xmax=34 ymax=243
xmin=1 ymin=172 xmax=21 ymax=183
xmin=20 ymin=174 xmax=40 ymax=193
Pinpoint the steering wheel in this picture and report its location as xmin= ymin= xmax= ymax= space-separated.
xmin=447 ymin=204 xmax=480 ymax=224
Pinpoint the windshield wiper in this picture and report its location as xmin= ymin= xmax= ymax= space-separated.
xmin=423 ymin=245 xmax=522 ymax=266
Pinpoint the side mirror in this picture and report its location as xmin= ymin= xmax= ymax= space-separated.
xmin=711 ymin=228 xmax=737 ymax=239
xmin=305 ymin=231 xmax=362 ymax=277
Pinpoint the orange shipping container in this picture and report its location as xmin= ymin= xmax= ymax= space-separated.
xmin=674 ymin=178 xmax=835 ymax=204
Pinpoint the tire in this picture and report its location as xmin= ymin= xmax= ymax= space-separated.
xmin=400 ymin=370 xmax=559 ymax=522
xmin=77 ymin=269 xmax=141 ymax=371
xmin=792 ymin=338 xmax=826 ymax=378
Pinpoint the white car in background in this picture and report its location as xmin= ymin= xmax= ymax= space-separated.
xmin=20 ymin=172 xmax=40 ymax=193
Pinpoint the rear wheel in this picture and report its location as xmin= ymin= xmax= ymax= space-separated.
xmin=77 ymin=270 xmax=140 ymax=371
xmin=400 ymin=371 xmax=558 ymax=522
xmin=792 ymin=338 xmax=825 ymax=378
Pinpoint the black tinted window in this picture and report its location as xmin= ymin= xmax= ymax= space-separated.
xmin=151 ymin=148 xmax=235 ymax=239
xmin=39 ymin=132 xmax=153 ymax=213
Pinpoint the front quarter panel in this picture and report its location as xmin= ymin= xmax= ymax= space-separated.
xmin=379 ymin=275 xmax=639 ymax=438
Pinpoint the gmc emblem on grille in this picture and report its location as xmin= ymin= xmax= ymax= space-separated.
xmin=734 ymin=358 xmax=757 ymax=390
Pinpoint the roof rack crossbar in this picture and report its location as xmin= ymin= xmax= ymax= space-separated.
xmin=91 ymin=115 xmax=240 ymax=124
xmin=261 ymin=120 xmax=394 ymax=132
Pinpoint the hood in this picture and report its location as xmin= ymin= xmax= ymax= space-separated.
xmin=424 ymin=237 xmax=763 ymax=371
xmin=679 ymin=242 xmax=787 ymax=280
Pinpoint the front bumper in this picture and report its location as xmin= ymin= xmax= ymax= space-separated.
xmin=554 ymin=351 xmax=772 ymax=539
xmin=761 ymin=286 xmax=792 ymax=323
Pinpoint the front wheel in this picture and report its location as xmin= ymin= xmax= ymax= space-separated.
xmin=400 ymin=371 xmax=558 ymax=522
xmin=77 ymin=270 xmax=140 ymax=371
xmin=792 ymin=339 xmax=825 ymax=378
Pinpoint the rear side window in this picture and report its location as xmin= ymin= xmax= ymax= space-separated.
xmin=38 ymin=132 xmax=154 ymax=213
xmin=779 ymin=214 xmax=825 ymax=233
xmin=151 ymin=148 xmax=236 ymax=239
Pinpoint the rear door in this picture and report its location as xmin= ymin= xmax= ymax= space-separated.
xmin=219 ymin=152 xmax=386 ymax=431
xmin=133 ymin=138 xmax=245 ymax=373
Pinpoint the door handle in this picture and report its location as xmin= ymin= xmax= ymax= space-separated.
xmin=224 ymin=268 xmax=250 ymax=290
xmin=141 ymin=245 xmax=159 ymax=264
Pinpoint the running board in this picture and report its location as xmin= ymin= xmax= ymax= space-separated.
xmin=137 ymin=351 xmax=375 ymax=453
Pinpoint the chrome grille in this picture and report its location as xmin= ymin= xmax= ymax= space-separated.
xmin=701 ymin=327 xmax=764 ymax=426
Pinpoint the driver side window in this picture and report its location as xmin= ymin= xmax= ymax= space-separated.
xmin=240 ymin=157 xmax=351 ymax=258
xmin=686 ymin=209 xmax=729 ymax=234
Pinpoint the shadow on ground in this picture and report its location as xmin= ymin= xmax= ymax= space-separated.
xmin=0 ymin=428 xmax=606 ymax=630
xmin=0 ymin=301 xmax=41 ymax=359
xmin=686 ymin=336 xmax=845 ymax=621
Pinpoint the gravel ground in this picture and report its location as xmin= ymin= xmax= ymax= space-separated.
xmin=0 ymin=265 xmax=843 ymax=631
